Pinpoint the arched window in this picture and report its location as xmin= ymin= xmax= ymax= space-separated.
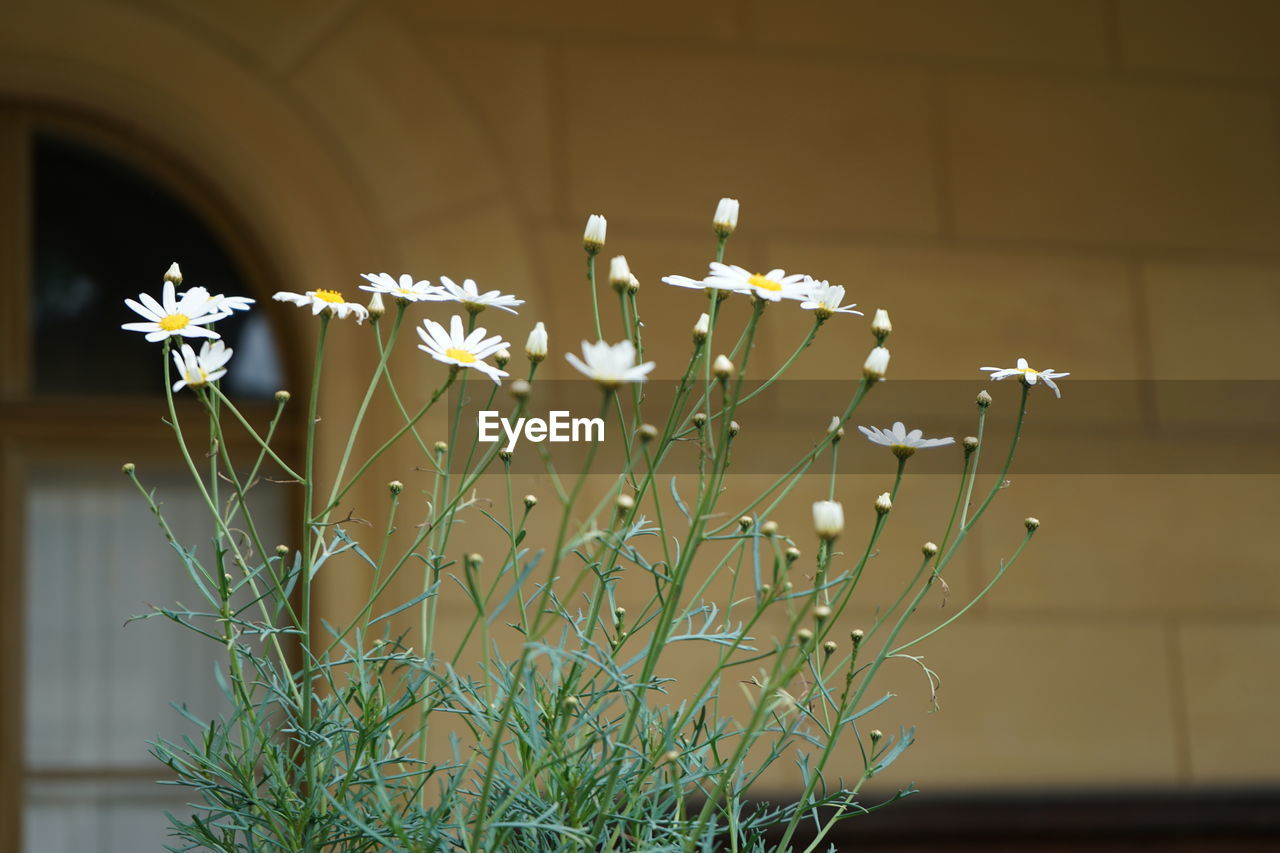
xmin=0 ymin=105 xmax=298 ymax=852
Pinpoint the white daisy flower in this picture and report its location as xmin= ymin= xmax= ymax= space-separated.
xmin=426 ymin=276 xmax=524 ymax=315
xmin=662 ymin=262 xmax=810 ymax=302
xmin=799 ymin=280 xmax=863 ymax=319
xmin=171 ymin=340 xmax=233 ymax=392
xmin=122 ymin=280 xmax=224 ymax=342
xmin=273 ymin=289 xmax=369 ymax=322
xmin=858 ymin=422 xmax=955 ymax=459
xmin=358 ymin=272 xmax=442 ymax=303
xmin=208 ymin=293 xmax=255 ymax=318
xmin=416 ymin=315 xmax=509 ymax=384
xmin=980 ymin=357 xmax=1070 ymax=398
xmin=565 ymin=340 xmax=655 ymax=388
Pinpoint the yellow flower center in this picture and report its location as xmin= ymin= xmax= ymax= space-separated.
xmin=397 ymin=288 xmax=415 ymax=295
xmin=445 ymin=347 xmax=477 ymax=364
xmin=1016 ymin=367 xmax=1039 ymax=375
xmin=315 ymin=289 xmax=345 ymax=304
xmin=158 ymin=313 xmax=190 ymax=331
xmin=747 ymin=273 xmax=782 ymax=292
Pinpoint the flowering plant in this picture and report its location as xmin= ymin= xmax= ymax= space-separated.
xmin=123 ymin=202 xmax=1060 ymax=851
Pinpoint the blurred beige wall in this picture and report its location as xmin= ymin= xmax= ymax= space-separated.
xmin=4 ymin=0 xmax=1278 ymax=793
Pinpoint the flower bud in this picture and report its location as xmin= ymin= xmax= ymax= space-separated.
xmin=922 ymin=541 xmax=938 ymax=557
xmin=813 ymin=605 xmax=831 ymax=623
xmin=785 ymin=546 xmax=801 ymax=564
xmin=499 ymin=448 xmax=513 ymax=462
xmin=823 ymin=640 xmax=838 ymax=656
xmin=495 ymin=347 xmax=511 ymax=368
xmin=795 ymin=628 xmax=814 ymax=645
xmin=692 ymin=412 xmax=707 ymax=428
xmin=164 ymin=262 xmax=183 ymax=284
xmin=275 ymin=544 xmax=290 ymax=557
xmin=434 ymin=441 xmax=448 ymax=455
xmin=812 ymin=500 xmax=844 ymax=541
xmin=626 ymin=274 xmax=640 ymax=294
xmin=367 ymin=291 xmax=385 ymax=319
xmin=388 ymin=480 xmax=403 ymax=496
xmin=963 ymin=436 xmax=979 ymax=454
xmin=850 ymin=628 xmax=864 ymax=645
xmin=526 ymin=321 xmax=548 ymax=362
xmin=713 ymin=354 xmax=734 ymax=380
xmin=874 ymin=492 xmax=893 ymax=515
xmin=609 ymin=255 xmax=631 ymax=293
xmin=977 ymin=390 xmax=992 ymax=408
xmin=713 ymin=197 xmax=739 ymax=237
xmin=871 ymin=308 xmax=891 ymax=340
xmin=1024 ymin=517 xmax=1040 ymax=531
xmin=662 ymin=748 xmax=680 ymax=764
xmin=466 ymin=552 xmax=483 ymax=571
xmin=728 ymin=420 xmax=740 ymax=438
xmin=524 ymin=494 xmax=538 ymax=509
xmin=828 ymin=415 xmax=845 ymax=441
xmin=121 ymin=462 xmax=135 ymax=475
xmin=693 ymin=312 xmax=710 ymax=343
xmin=583 ymin=214 xmax=607 ymax=253
xmin=274 ymin=390 xmax=291 ymax=404
xmin=510 ymin=379 xmax=531 ymax=400
xmin=863 ymin=346 xmax=890 ymax=380
xmin=761 ymin=520 xmax=779 ymax=537
xmin=615 ymin=493 xmax=635 ymax=513
xmin=563 ymin=695 xmax=580 ymax=710
xmin=870 ymin=729 xmax=884 ymax=743
xmin=738 ymin=515 xmax=754 ymax=532
xmin=613 ymin=606 xmax=626 ymax=623
xmin=638 ymin=423 xmax=658 ymax=443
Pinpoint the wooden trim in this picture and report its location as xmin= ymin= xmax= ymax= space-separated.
xmin=0 ymin=443 xmax=25 ymax=852
xmin=0 ymin=109 xmax=28 ymax=399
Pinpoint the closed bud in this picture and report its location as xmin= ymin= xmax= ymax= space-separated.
xmin=871 ymin=308 xmax=892 ymax=340
xmin=870 ymin=729 xmax=884 ymax=743
xmin=638 ymin=423 xmax=658 ymax=443
xmin=163 ymin=262 xmax=183 ymax=284
xmin=850 ymin=628 xmax=864 ymax=645
xmin=692 ymin=412 xmax=707 ymax=428
xmin=434 ymin=441 xmax=448 ymax=455
xmin=760 ymin=583 xmax=772 ymax=596
xmin=823 ymin=640 xmax=838 ymax=656
xmin=388 ymin=480 xmax=403 ymax=496
xmin=693 ymin=312 xmax=710 ymax=343
xmin=627 ymin=273 xmax=640 ymax=294
xmin=713 ymin=197 xmax=739 ymax=237
xmin=120 ymin=462 xmax=135 ymax=475
xmin=274 ymin=390 xmax=291 ymax=404
xmin=662 ymin=748 xmax=680 ymax=764
xmin=785 ymin=546 xmax=801 ymax=564
xmin=466 ymin=552 xmax=483 ymax=571
xmin=1024 ymin=517 xmax=1041 ymax=531
xmin=275 ymin=544 xmax=290 ymax=556
xmin=526 ymin=321 xmax=548 ymax=362
xmin=813 ymin=605 xmax=832 ymax=623
xmin=738 ymin=515 xmax=754 ymax=532
xmin=494 ymin=348 xmax=511 ymax=368
xmin=583 ymin=214 xmax=607 ymax=253
xmin=812 ymin=500 xmax=844 ymax=541
xmin=828 ymin=415 xmax=844 ymax=441
xmin=922 ymin=541 xmax=938 ymax=557
xmin=499 ymin=448 xmax=513 ymax=462
xmin=761 ymin=520 xmax=779 ymax=537
xmin=874 ymin=492 xmax=893 ymax=515
xmin=963 ymin=435 xmax=979 ymax=454
xmin=609 ymin=255 xmax=632 ymax=293
xmin=613 ymin=606 xmax=626 ymax=623
xmin=713 ymin=354 xmax=734 ymax=380
xmin=796 ymin=628 xmax=814 ymax=645
xmin=863 ymin=346 xmax=890 ymax=380
xmin=977 ymin=390 xmax=993 ymax=408
xmin=615 ymin=493 xmax=635 ymax=513
xmin=524 ymin=494 xmax=538 ymax=509
xmin=367 ymin=291 xmax=385 ymax=319
xmin=728 ymin=420 xmax=741 ymax=437
xmin=510 ymin=379 xmax=531 ymax=400
xmin=563 ymin=695 xmax=580 ymax=710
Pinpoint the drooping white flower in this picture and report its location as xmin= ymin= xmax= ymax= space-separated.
xmin=122 ymin=280 xmax=224 ymax=342
xmin=713 ymin=197 xmax=739 ymax=236
xmin=171 ymin=340 xmax=233 ymax=392
xmin=359 ymin=272 xmax=442 ymax=303
xmin=273 ymin=289 xmax=369 ymax=322
xmin=426 ymin=276 xmax=524 ymax=315
xmin=583 ymin=214 xmax=607 ymax=252
xmin=812 ymin=500 xmax=844 ymax=541
xmin=863 ymin=346 xmax=890 ymax=380
xmin=799 ymin=280 xmax=863 ymax=319
xmin=416 ymin=315 xmax=509 ymax=384
xmin=980 ymin=357 xmax=1070 ymax=398
xmin=565 ymin=339 xmax=655 ymax=388
xmin=858 ymin=421 xmax=955 ymax=459
xmin=526 ymin=321 xmax=548 ymax=362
